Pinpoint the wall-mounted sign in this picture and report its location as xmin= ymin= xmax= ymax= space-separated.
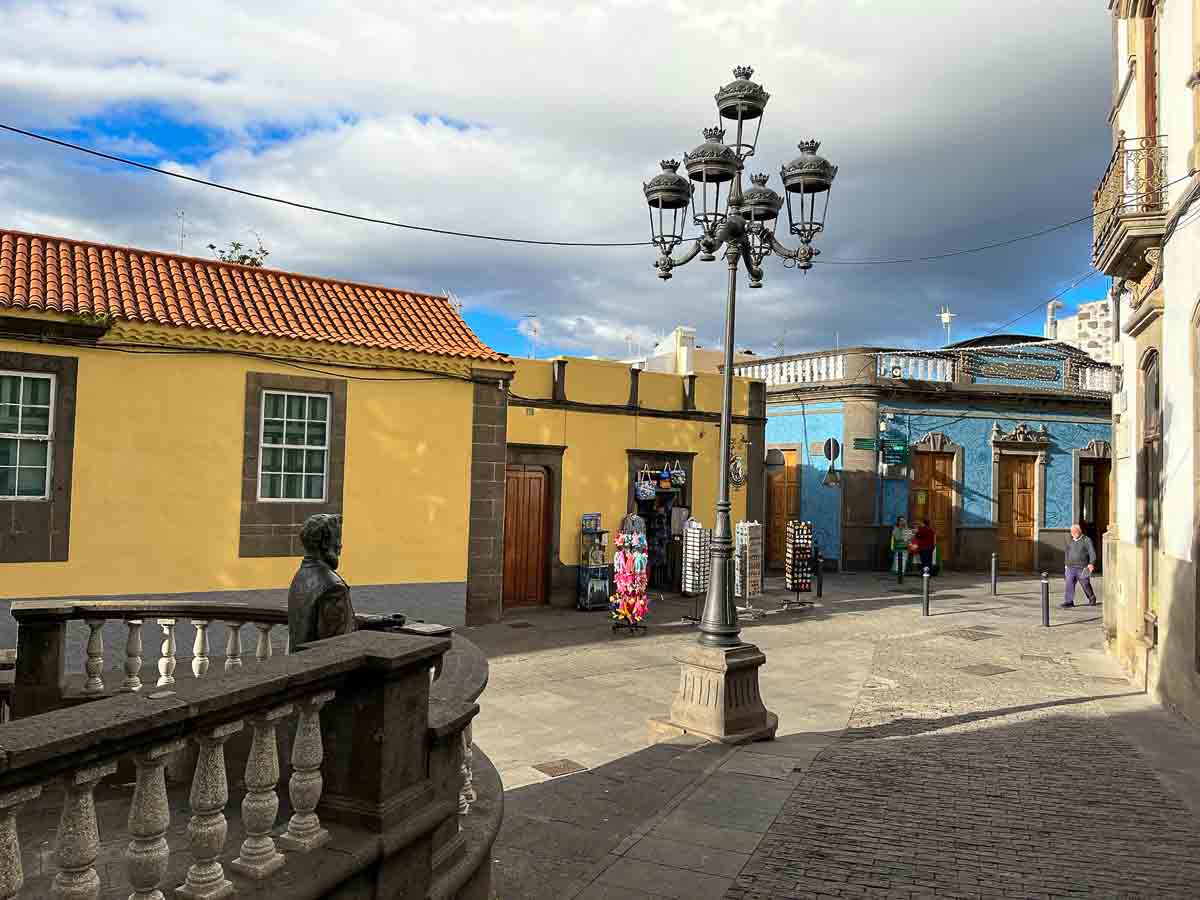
xmin=977 ymin=363 xmax=1058 ymax=382
xmin=823 ymin=438 xmax=841 ymax=462
xmin=853 ymin=437 xmax=878 ymax=451
xmin=881 ymin=439 xmax=909 ymax=465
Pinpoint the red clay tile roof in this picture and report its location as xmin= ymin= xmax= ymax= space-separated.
xmin=0 ymin=229 xmax=508 ymax=362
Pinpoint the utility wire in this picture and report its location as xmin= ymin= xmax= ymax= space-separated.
xmin=1 ymin=122 xmax=1194 ymax=263
xmin=0 ymin=123 xmax=649 ymax=248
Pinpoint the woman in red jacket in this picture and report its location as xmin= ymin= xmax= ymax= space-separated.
xmin=913 ymin=520 xmax=936 ymax=574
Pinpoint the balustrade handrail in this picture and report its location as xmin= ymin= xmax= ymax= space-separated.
xmin=0 ymin=629 xmax=493 ymax=900
xmin=0 ymin=631 xmax=447 ymax=786
xmin=9 ymin=598 xmax=288 ymax=625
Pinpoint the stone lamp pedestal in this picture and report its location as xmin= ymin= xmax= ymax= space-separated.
xmin=650 ymin=642 xmax=777 ymax=745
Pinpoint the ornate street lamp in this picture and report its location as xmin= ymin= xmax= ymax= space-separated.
xmin=642 ymin=66 xmax=838 ymax=745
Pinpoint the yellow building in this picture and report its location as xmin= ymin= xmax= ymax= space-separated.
xmin=0 ymin=228 xmax=511 ymax=625
xmin=503 ymin=357 xmax=766 ymax=609
xmin=0 ymin=228 xmax=766 ymax=625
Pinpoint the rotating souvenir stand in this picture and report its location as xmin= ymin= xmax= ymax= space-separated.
xmin=680 ymin=518 xmax=711 ymax=625
xmin=577 ymin=520 xmax=612 ymax=611
xmin=783 ymin=520 xmax=816 ymax=611
xmin=734 ymin=521 xmax=766 ymax=620
xmin=611 ymin=513 xmax=649 ymax=634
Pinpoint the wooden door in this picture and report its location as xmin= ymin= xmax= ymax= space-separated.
xmin=997 ymin=456 xmax=1036 ymax=573
xmin=910 ymin=452 xmax=954 ymax=564
xmin=503 ymin=465 xmax=550 ymax=608
xmin=1079 ymin=459 xmax=1111 ymax=570
xmin=767 ymin=451 xmax=798 ymax=567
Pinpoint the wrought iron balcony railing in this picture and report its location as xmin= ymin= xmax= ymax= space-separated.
xmin=1092 ymin=134 xmax=1167 ymax=275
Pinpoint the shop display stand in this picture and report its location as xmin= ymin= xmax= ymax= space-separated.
xmin=577 ymin=525 xmax=613 ymax=611
xmin=735 ymin=521 xmax=766 ymax=621
xmin=680 ymin=518 xmax=711 ymax=625
xmin=611 ymin=523 xmax=649 ymax=636
xmin=782 ymin=520 xmax=816 ymax=611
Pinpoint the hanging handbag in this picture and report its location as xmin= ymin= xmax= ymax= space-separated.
xmin=670 ymin=459 xmax=687 ymax=488
xmin=657 ymin=466 xmax=673 ymax=490
xmin=635 ymin=467 xmax=656 ymax=501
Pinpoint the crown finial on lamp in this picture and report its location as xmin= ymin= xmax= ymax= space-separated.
xmin=797 ymin=139 xmax=821 ymax=154
xmin=733 ymin=65 xmax=754 ymax=80
xmin=660 ymin=159 xmax=680 ymax=171
xmin=750 ymin=173 xmax=770 ymax=187
xmin=703 ymin=126 xmax=726 ymax=143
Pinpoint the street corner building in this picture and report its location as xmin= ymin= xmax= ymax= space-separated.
xmin=736 ymin=336 xmax=1116 ymax=575
xmin=0 ymin=227 xmax=512 ymax=627
xmin=501 ymin=356 xmax=766 ymax=610
xmin=1094 ymin=1 xmax=1200 ymax=724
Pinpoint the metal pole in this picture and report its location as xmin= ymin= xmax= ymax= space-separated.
xmin=697 ymin=241 xmax=743 ymax=648
xmin=922 ymin=566 xmax=930 ymax=616
xmin=1041 ymin=572 xmax=1050 ymax=627
xmin=896 ymin=550 xmax=904 ymax=585
xmin=816 ymin=552 xmax=824 ymax=598
xmin=991 ymin=552 xmax=998 ymax=595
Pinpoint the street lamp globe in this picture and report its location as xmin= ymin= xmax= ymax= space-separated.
xmin=683 ymin=126 xmax=740 ymax=232
xmin=714 ymin=66 xmax=769 ymax=159
xmin=643 ymin=159 xmax=692 ymax=255
xmin=780 ymin=139 xmax=838 ymax=245
xmin=740 ymin=173 xmax=783 ymax=276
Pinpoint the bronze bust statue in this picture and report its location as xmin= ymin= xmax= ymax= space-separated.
xmin=288 ymin=513 xmax=357 ymax=647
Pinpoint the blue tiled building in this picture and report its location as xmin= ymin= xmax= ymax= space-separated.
xmin=737 ymin=336 xmax=1115 ymax=573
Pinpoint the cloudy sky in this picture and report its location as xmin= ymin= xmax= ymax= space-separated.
xmin=0 ymin=1 xmax=1114 ymax=359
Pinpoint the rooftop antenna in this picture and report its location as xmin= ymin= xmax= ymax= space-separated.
xmin=520 ymin=314 xmax=541 ymax=359
xmin=937 ymin=305 xmax=956 ymax=345
xmin=176 ymin=211 xmax=188 ymax=254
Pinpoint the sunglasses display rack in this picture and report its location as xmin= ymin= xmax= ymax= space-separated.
xmin=681 ymin=518 xmax=711 ymax=624
xmin=735 ymin=521 xmax=766 ymax=620
xmin=783 ymin=520 xmax=817 ymax=610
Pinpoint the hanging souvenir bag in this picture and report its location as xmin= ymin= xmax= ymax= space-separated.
xmin=635 ymin=466 xmax=656 ymax=501
xmin=657 ymin=466 xmax=673 ymax=491
xmin=670 ymin=459 xmax=687 ymax=488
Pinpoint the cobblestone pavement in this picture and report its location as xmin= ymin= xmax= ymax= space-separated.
xmin=725 ymin=617 xmax=1200 ymax=900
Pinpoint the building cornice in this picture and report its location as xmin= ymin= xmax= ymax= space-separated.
xmin=507 ymin=394 xmax=766 ymax=427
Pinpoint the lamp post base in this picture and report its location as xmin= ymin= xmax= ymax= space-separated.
xmin=649 ymin=643 xmax=777 ymax=745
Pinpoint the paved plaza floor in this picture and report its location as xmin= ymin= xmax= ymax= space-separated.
xmin=464 ymin=572 xmax=1200 ymax=900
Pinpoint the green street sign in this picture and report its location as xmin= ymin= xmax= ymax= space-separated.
xmin=852 ymin=438 xmax=878 ymax=451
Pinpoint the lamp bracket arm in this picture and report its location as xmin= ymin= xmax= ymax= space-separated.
xmin=739 ymin=241 xmax=764 ymax=283
xmin=654 ymin=239 xmax=705 ymax=280
xmin=764 ymin=232 xmax=818 ymax=271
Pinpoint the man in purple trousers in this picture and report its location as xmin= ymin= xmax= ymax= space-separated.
xmin=1060 ymin=523 xmax=1098 ymax=608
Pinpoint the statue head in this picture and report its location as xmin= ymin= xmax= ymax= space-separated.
xmin=300 ymin=513 xmax=342 ymax=569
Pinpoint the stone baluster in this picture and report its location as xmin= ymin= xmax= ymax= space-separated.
xmin=458 ymin=726 xmax=477 ymax=817
xmin=83 ymin=619 xmax=105 ymax=694
xmin=156 ymin=619 xmax=177 ymax=688
xmin=123 ymin=619 xmax=143 ymax=692
xmin=231 ymin=705 xmax=293 ymax=878
xmin=52 ymin=760 xmax=118 ymax=900
xmin=126 ymin=739 xmax=185 ymax=900
xmin=223 ymin=623 xmax=242 ymax=672
xmin=254 ymin=624 xmax=272 ymax=662
xmin=0 ymin=784 xmax=43 ymax=900
xmin=191 ymin=620 xmax=210 ymax=679
xmin=177 ymin=721 xmax=242 ymax=900
xmin=279 ymin=690 xmax=335 ymax=852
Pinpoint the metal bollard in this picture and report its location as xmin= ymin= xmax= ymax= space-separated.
xmin=816 ymin=553 xmax=824 ymax=598
xmin=1041 ymin=572 xmax=1050 ymax=627
xmin=922 ymin=566 xmax=930 ymax=616
xmin=990 ymin=552 xmax=998 ymax=596
xmin=896 ymin=550 xmax=904 ymax=585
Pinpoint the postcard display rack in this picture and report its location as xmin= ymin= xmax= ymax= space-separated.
xmin=577 ymin=514 xmax=613 ymax=611
xmin=783 ymin=520 xmax=816 ymax=610
xmin=734 ymin=521 xmax=766 ymax=620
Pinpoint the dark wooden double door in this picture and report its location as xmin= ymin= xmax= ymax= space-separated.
xmin=502 ymin=464 xmax=551 ymax=609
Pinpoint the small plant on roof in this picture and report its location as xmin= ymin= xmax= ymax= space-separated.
xmin=208 ymin=232 xmax=270 ymax=267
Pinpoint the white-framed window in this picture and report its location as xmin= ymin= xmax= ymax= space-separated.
xmin=0 ymin=370 xmax=55 ymax=500
xmin=258 ymin=390 xmax=329 ymax=502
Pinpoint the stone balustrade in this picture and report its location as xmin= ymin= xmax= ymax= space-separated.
xmin=733 ymin=352 xmax=848 ymax=387
xmin=0 ymin=628 xmax=500 ymax=900
xmin=8 ymin=600 xmax=290 ymax=719
xmin=878 ymin=352 xmax=956 ymax=383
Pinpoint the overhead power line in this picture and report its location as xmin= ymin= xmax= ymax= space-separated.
xmin=0 ymin=122 xmax=1193 ymax=262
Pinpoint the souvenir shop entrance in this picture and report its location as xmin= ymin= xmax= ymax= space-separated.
xmin=626 ymin=450 xmax=694 ymax=591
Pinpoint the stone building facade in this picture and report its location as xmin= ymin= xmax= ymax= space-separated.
xmin=1046 ymin=296 xmax=1117 ymax=363
xmin=1098 ymin=0 xmax=1200 ymax=725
